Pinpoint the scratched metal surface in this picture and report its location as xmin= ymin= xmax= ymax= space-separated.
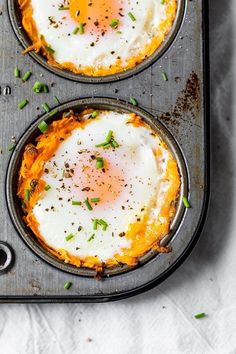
xmin=0 ymin=0 xmax=208 ymax=302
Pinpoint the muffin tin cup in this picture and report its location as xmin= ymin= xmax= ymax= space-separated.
xmin=6 ymin=97 xmax=188 ymax=277
xmin=7 ymin=0 xmax=186 ymax=83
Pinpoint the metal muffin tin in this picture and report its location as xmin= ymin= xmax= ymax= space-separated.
xmin=7 ymin=0 xmax=185 ymax=83
xmin=0 ymin=0 xmax=209 ymax=302
xmin=6 ymin=97 xmax=188 ymax=277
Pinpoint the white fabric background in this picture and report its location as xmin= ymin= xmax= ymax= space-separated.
xmin=1 ymin=1 xmax=235 ymax=353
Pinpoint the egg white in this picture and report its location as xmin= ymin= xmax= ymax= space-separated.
xmin=30 ymin=0 xmax=169 ymax=70
xmin=32 ymin=111 xmax=173 ymax=262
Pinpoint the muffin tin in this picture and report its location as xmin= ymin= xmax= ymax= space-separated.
xmin=0 ymin=0 xmax=209 ymax=302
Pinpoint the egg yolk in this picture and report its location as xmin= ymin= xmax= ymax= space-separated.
xmin=69 ymin=0 xmax=120 ymax=33
xmin=72 ymin=152 xmax=125 ymax=204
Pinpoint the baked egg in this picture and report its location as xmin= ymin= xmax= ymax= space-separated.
xmin=18 ymin=0 xmax=177 ymax=77
xmin=17 ymin=109 xmax=180 ymax=272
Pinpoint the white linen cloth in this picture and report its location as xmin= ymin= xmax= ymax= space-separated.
xmin=0 ymin=1 xmax=236 ymax=353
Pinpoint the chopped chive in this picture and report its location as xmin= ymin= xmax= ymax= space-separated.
xmin=105 ymin=130 xmax=113 ymax=144
xmin=95 ymin=157 xmax=104 ymax=169
xmin=49 ymin=109 xmax=58 ymax=117
xmin=21 ymin=200 xmax=26 ymax=208
xmin=33 ymin=81 xmax=48 ymax=93
xmin=8 ymin=145 xmax=15 ymax=152
xmin=45 ymin=45 xmax=55 ymax=54
xmin=14 ymin=67 xmax=20 ymax=78
xmin=103 ymin=143 xmax=111 ymax=149
xmin=194 ymin=313 xmax=206 ymax=319
xmin=183 ymin=196 xmax=191 ymax=208
xmin=84 ymin=198 xmax=93 ymax=211
xmin=22 ymin=71 xmax=32 ymax=82
xmin=162 ymin=72 xmax=168 ymax=81
xmin=93 ymin=219 xmax=98 ymax=230
xmin=98 ymin=219 xmax=108 ymax=231
xmin=44 ymin=184 xmax=51 ymax=191
xmin=64 ymin=281 xmax=72 ymax=290
xmin=79 ymin=23 xmax=84 ymax=34
xmin=58 ymin=6 xmax=69 ymax=10
xmin=95 ymin=142 xmax=107 ymax=148
xmin=110 ymin=18 xmax=119 ymax=29
xmin=111 ymin=140 xmax=119 ymax=148
xmin=72 ymin=200 xmax=82 ymax=206
xmin=53 ymin=96 xmax=60 ymax=104
xmin=87 ymin=234 xmax=95 ymax=242
xmin=18 ymin=99 xmax=28 ymax=109
xmin=128 ymin=12 xmax=136 ymax=21
xmin=73 ymin=26 xmax=79 ymax=35
xmin=91 ymin=111 xmax=98 ymax=118
xmin=38 ymin=120 xmax=48 ymax=133
xmin=65 ymin=233 xmax=74 ymax=241
xmin=24 ymin=189 xmax=30 ymax=201
xmin=91 ymin=197 xmax=100 ymax=203
xmin=41 ymin=102 xmax=50 ymax=112
xmin=161 ymin=0 xmax=165 ymax=3
xmin=130 ymin=97 xmax=138 ymax=106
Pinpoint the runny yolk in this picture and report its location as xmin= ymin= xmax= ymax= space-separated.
xmin=69 ymin=0 xmax=120 ymax=34
xmin=72 ymin=151 xmax=125 ymax=205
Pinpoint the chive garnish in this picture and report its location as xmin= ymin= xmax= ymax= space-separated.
xmin=22 ymin=71 xmax=32 ymax=82
xmin=98 ymin=219 xmax=108 ymax=231
xmin=128 ymin=12 xmax=136 ymax=21
xmin=84 ymin=198 xmax=93 ymax=211
xmin=41 ymin=102 xmax=50 ymax=112
xmin=91 ymin=198 xmax=100 ymax=203
xmin=45 ymin=45 xmax=55 ymax=54
xmin=65 ymin=233 xmax=74 ymax=241
xmin=96 ymin=130 xmax=119 ymax=149
xmin=53 ymin=96 xmax=60 ymax=104
xmin=24 ymin=189 xmax=30 ymax=201
xmin=194 ymin=313 xmax=206 ymax=319
xmin=73 ymin=26 xmax=79 ymax=35
xmin=79 ymin=23 xmax=84 ymax=34
xmin=14 ymin=68 xmax=20 ymax=78
xmin=49 ymin=109 xmax=58 ymax=117
xmin=72 ymin=200 xmax=82 ymax=206
xmin=103 ymin=143 xmax=111 ymax=149
xmin=162 ymin=72 xmax=168 ymax=81
xmin=93 ymin=219 xmax=98 ymax=230
xmin=33 ymin=81 xmax=48 ymax=93
xmin=8 ymin=145 xmax=15 ymax=152
xmin=38 ymin=120 xmax=48 ymax=133
xmin=64 ymin=281 xmax=72 ymax=290
xmin=161 ymin=0 xmax=165 ymax=4
xmin=58 ymin=6 xmax=69 ymax=10
xmin=110 ymin=19 xmax=119 ymax=29
xmin=87 ymin=234 xmax=95 ymax=242
xmin=44 ymin=185 xmax=51 ymax=191
xmin=183 ymin=196 xmax=191 ymax=208
xmin=111 ymin=140 xmax=119 ymax=148
xmin=18 ymin=99 xmax=28 ymax=109
xmin=91 ymin=111 xmax=98 ymax=118
xmin=95 ymin=157 xmax=104 ymax=169
xmin=130 ymin=97 xmax=138 ymax=106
